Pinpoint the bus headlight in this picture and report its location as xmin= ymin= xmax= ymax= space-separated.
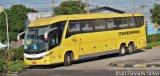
xmin=42 ymin=52 xmax=53 ymax=58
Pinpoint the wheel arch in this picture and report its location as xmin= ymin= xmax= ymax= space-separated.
xmin=128 ymin=41 xmax=134 ymax=45
xmin=120 ymin=42 xmax=127 ymax=47
xmin=63 ymin=50 xmax=74 ymax=61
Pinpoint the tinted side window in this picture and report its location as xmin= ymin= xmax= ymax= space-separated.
xmin=135 ymin=16 xmax=144 ymax=27
xmin=80 ymin=20 xmax=94 ymax=32
xmin=66 ymin=21 xmax=80 ymax=38
xmin=94 ymin=19 xmax=106 ymax=31
xmin=128 ymin=17 xmax=136 ymax=28
xmin=106 ymin=19 xmax=118 ymax=30
xmin=116 ymin=18 xmax=129 ymax=29
xmin=68 ymin=21 xmax=80 ymax=33
xmin=139 ymin=16 xmax=144 ymax=27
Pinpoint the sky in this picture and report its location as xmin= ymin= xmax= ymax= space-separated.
xmin=0 ymin=0 xmax=160 ymax=20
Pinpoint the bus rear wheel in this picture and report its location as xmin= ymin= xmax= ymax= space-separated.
xmin=119 ymin=45 xmax=127 ymax=56
xmin=127 ymin=43 xmax=135 ymax=54
xmin=64 ymin=52 xmax=72 ymax=66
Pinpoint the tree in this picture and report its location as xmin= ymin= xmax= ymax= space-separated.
xmin=54 ymin=1 xmax=86 ymax=15
xmin=0 ymin=5 xmax=37 ymax=42
xmin=150 ymin=4 xmax=160 ymax=24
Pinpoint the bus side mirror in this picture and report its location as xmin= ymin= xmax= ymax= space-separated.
xmin=17 ymin=31 xmax=25 ymax=41
xmin=44 ymin=27 xmax=58 ymax=41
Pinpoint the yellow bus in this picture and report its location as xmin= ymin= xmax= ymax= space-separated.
xmin=24 ymin=14 xmax=146 ymax=66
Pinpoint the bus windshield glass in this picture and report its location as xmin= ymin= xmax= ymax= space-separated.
xmin=24 ymin=26 xmax=50 ymax=54
xmin=24 ymin=21 xmax=66 ymax=54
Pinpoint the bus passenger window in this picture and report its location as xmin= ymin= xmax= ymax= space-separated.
xmin=94 ymin=19 xmax=106 ymax=31
xmin=128 ymin=17 xmax=136 ymax=28
xmin=106 ymin=19 xmax=117 ymax=30
xmin=117 ymin=18 xmax=129 ymax=29
xmin=81 ymin=20 xmax=94 ymax=32
xmin=68 ymin=21 xmax=80 ymax=33
xmin=66 ymin=21 xmax=80 ymax=37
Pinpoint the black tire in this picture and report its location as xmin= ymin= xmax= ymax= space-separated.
xmin=119 ymin=45 xmax=127 ymax=56
xmin=127 ymin=43 xmax=135 ymax=54
xmin=64 ymin=52 xmax=72 ymax=66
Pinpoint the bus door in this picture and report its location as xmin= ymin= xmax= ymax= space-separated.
xmin=45 ymin=28 xmax=61 ymax=62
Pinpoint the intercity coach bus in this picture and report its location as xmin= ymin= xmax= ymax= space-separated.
xmin=24 ymin=14 xmax=146 ymax=66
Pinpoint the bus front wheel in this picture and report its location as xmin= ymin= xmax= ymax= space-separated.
xmin=64 ymin=52 xmax=72 ymax=66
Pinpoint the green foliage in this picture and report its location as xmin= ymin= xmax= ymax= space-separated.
xmin=146 ymin=41 xmax=160 ymax=49
xmin=150 ymin=4 xmax=160 ymax=24
xmin=55 ymin=1 xmax=86 ymax=15
xmin=146 ymin=34 xmax=160 ymax=49
xmin=0 ymin=5 xmax=37 ymax=42
xmin=158 ymin=28 xmax=160 ymax=32
xmin=147 ymin=34 xmax=160 ymax=43
xmin=12 ymin=46 xmax=24 ymax=61
xmin=0 ymin=49 xmax=5 ymax=58
xmin=0 ymin=46 xmax=24 ymax=72
xmin=0 ymin=46 xmax=24 ymax=61
xmin=0 ymin=57 xmax=7 ymax=75
xmin=7 ymin=61 xmax=26 ymax=71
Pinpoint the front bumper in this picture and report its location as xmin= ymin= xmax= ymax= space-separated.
xmin=24 ymin=56 xmax=51 ymax=66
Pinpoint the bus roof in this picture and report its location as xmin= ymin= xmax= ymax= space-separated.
xmin=28 ymin=14 xmax=144 ymax=28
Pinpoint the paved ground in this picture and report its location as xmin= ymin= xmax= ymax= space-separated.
xmin=17 ymin=48 xmax=160 ymax=76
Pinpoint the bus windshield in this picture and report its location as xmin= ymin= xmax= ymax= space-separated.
xmin=24 ymin=21 xmax=66 ymax=54
xmin=24 ymin=26 xmax=50 ymax=54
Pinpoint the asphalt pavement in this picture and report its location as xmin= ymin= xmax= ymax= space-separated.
xmin=16 ymin=48 xmax=160 ymax=76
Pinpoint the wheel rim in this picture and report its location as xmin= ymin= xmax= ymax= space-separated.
xmin=67 ymin=55 xmax=71 ymax=64
xmin=121 ymin=47 xmax=125 ymax=54
xmin=129 ymin=45 xmax=133 ymax=53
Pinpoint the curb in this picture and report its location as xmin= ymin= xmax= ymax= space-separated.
xmin=109 ymin=62 xmax=160 ymax=68
xmin=145 ymin=46 xmax=160 ymax=49
xmin=152 ymin=47 xmax=160 ymax=49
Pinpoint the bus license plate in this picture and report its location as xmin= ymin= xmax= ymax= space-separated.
xmin=32 ymin=61 xmax=36 ymax=64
